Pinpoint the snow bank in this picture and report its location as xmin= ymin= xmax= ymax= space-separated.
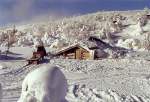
xmin=18 ymin=65 xmax=68 ymax=102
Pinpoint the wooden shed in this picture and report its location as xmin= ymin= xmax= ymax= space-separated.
xmin=147 ymin=14 xmax=150 ymax=19
xmin=54 ymin=44 xmax=95 ymax=60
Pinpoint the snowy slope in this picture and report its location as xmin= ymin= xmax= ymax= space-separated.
xmin=0 ymin=47 xmax=150 ymax=102
xmin=0 ymin=10 xmax=150 ymax=102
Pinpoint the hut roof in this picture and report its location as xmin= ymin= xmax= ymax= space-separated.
xmin=82 ymin=40 xmax=98 ymax=49
xmin=54 ymin=43 xmax=92 ymax=55
xmin=88 ymin=36 xmax=114 ymax=49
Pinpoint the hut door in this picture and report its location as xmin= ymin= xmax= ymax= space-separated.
xmin=76 ymin=48 xmax=89 ymax=60
xmin=76 ymin=48 xmax=82 ymax=60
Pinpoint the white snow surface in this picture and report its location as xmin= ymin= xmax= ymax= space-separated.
xmin=0 ymin=47 xmax=150 ymax=102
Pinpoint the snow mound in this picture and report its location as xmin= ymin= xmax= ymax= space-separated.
xmin=0 ymin=63 xmax=7 ymax=70
xmin=18 ymin=65 xmax=68 ymax=102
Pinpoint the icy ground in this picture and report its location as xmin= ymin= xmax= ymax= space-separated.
xmin=1 ymin=47 xmax=150 ymax=102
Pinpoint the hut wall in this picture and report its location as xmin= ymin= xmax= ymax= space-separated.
xmin=75 ymin=48 xmax=90 ymax=60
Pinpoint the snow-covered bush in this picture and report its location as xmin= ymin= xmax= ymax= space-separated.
xmin=18 ymin=65 xmax=68 ymax=102
xmin=32 ymin=25 xmax=45 ymax=37
xmin=41 ymin=32 xmax=55 ymax=46
xmin=117 ymin=39 xmax=141 ymax=50
xmin=50 ymin=39 xmax=68 ymax=49
xmin=17 ymin=36 xmax=33 ymax=47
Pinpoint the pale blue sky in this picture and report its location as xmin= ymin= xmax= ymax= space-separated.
xmin=0 ymin=0 xmax=149 ymax=26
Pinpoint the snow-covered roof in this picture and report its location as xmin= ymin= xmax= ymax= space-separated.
xmin=54 ymin=43 xmax=93 ymax=55
xmin=83 ymin=41 xmax=98 ymax=49
xmin=147 ymin=13 xmax=150 ymax=16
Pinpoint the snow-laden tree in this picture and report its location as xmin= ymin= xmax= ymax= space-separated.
xmin=102 ymin=21 xmax=114 ymax=45
xmin=18 ymin=65 xmax=68 ymax=102
xmin=50 ymin=39 xmax=68 ymax=49
xmin=32 ymin=25 xmax=45 ymax=37
xmin=136 ymin=9 xmax=149 ymax=27
xmin=110 ymin=13 xmax=124 ymax=32
xmin=25 ymin=32 xmax=34 ymax=42
xmin=142 ymin=32 xmax=150 ymax=50
xmin=143 ymin=7 xmax=150 ymax=16
xmin=42 ymin=32 xmax=49 ymax=45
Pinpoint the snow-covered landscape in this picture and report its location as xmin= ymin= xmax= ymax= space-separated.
xmin=1 ymin=9 xmax=150 ymax=102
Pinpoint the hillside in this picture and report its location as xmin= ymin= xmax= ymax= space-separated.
xmin=1 ymin=10 xmax=150 ymax=102
xmin=0 ymin=10 xmax=150 ymax=50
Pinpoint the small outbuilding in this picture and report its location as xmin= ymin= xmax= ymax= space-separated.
xmin=54 ymin=43 xmax=95 ymax=60
xmin=146 ymin=13 xmax=150 ymax=19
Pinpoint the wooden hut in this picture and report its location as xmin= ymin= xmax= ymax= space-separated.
xmin=54 ymin=43 xmax=95 ymax=60
xmin=146 ymin=13 xmax=150 ymax=19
